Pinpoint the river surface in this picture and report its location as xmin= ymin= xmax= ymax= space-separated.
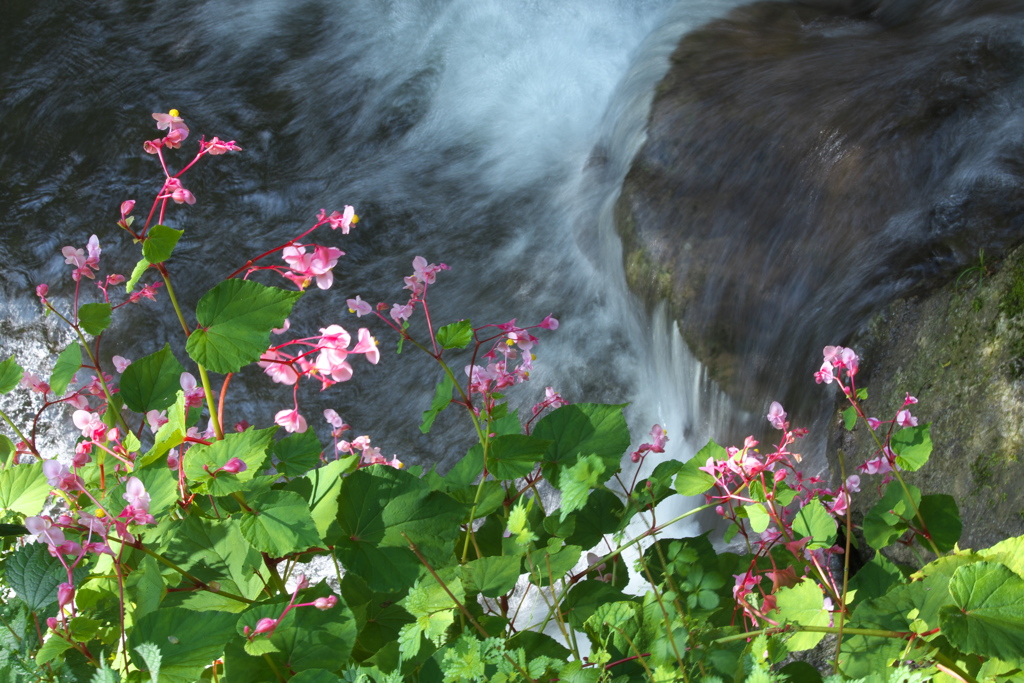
xmin=0 ymin=0 xmax=744 ymax=488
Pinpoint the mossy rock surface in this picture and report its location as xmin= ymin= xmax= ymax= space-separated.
xmin=829 ymin=244 xmax=1024 ymax=554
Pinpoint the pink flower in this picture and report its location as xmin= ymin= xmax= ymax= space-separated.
xmin=846 ymin=475 xmax=861 ymax=492
xmin=648 ymin=424 xmax=668 ymax=452
xmin=162 ymin=178 xmax=196 ymax=205
xmin=180 ymin=372 xmax=205 ymax=409
xmin=152 ymin=111 xmax=189 ymax=143
xmin=259 ymin=349 xmax=300 ymax=385
xmin=539 ymin=314 xmax=559 ymax=330
xmin=895 ymin=409 xmax=918 ymax=428
xmin=253 ymin=618 xmax=278 ymax=636
xmin=281 ymin=244 xmax=344 ymax=290
xmin=146 ymin=410 xmax=169 ymax=433
xmin=766 ymin=401 xmax=787 ymax=430
xmin=319 ymin=206 xmax=357 ymax=233
xmin=866 ymin=417 xmax=881 ymax=430
xmin=814 ymin=361 xmax=834 ymax=385
xmin=347 ymin=296 xmax=372 ymax=317
xmin=272 ymin=319 xmax=290 ymax=335
xmin=313 ymin=595 xmax=337 ymax=610
xmin=390 ymin=302 xmax=414 ymax=323
xmin=903 ymin=393 xmax=918 ymax=406
xmin=275 ymin=408 xmax=308 ymax=433
xmin=123 ymin=477 xmax=151 ymax=511
xmin=203 ymin=137 xmax=242 ymax=155
xmin=57 ymin=583 xmax=75 ymax=612
xmin=25 ymin=516 xmax=66 ymax=547
xmin=219 ymin=458 xmax=247 ymax=475
xmin=167 ymin=449 xmax=180 ymax=469
xmin=36 ymin=283 xmax=49 ymax=302
xmin=43 ymin=460 xmax=80 ymax=491
xmin=351 ymin=328 xmax=380 ymax=365
xmin=858 ymin=456 xmax=893 ymax=476
xmin=20 ymin=371 xmax=49 ymax=395
xmin=112 ymin=356 xmax=131 ymax=373
xmin=73 ymin=410 xmax=107 ymax=441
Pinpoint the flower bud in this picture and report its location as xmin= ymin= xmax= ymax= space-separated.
xmin=219 ymin=457 xmax=247 ymax=475
xmin=313 ymin=596 xmax=337 ymax=610
xmin=46 ymin=617 xmax=59 ymax=630
xmin=253 ymin=618 xmax=278 ymax=636
xmin=57 ymin=583 xmax=75 ymax=610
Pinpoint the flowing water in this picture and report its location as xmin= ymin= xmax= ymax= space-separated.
xmin=0 ymin=0 xmax=744 ymax=481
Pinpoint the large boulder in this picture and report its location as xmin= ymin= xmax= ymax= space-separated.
xmin=616 ymin=0 xmax=1024 ymax=421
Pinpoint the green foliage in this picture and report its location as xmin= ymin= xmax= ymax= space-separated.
xmin=185 ymin=279 xmax=302 ymax=374
xmin=50 ymin=341 xmax=82 ymax=396
xmin=0 ymin=356 xmax=24 ymax=394
xmin=119 ymin=344 xmax=185 ymax=413
xmin=142 ymin=224 xmax=184 ymax=264
xmin=78 ymin=302 xmax=112 ymax=336
xmin=420 ymin=373 xmax=454 ymax=434
xmin=435 ymin=320 xmax=473 ymax=350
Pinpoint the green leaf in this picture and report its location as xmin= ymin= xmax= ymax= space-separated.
xmin=420 ymin=373 xmax=455 ymax=434
xmin=128 ymin=608 xmax=236 ymax=683
xmin=90 ymin=658 xmax=122 ymax=683
xmin=528 ymin=544 xmax=581 ymax=586
xmin=126 ymin=257 xmax=151 ymax=294
xmin=271 ymin=431 xmax=323 ymax=477
xmin=565 ymin=488 xmax=626 ymax=549
xmin=675 ymin=442 xmax=722 ymax=496
xmin=185 ymin=279 xmax=302 ymax=374
xmin=35 ymin=634 xmax=74 ymax=665
xmin=842 ymin=406 xmax=858 ymax=431
xmin=840 ymin=584 xmax=917 ymax=678
xmin=917 ymin=494 xmax=961 ymax=552
xmin=234 ymin=584 xmax=357 ymax=673
xmin=462 ymin=556 xmax=522 ymax=598
xmin=979 ymin=535 xmax=1024 ymax=578
xmin=890 ymin=423 xmax=932 ymax=472
xmin=133 ymin=641 xmax=162 ymax=683
xmin=435 ymin=319 xmax=472 ymax=350
xmin=160 ymin=516 xmax=270 ymax=612
xmin=563 ymin=581 xmax=632 ymax=631
xmin=847 ymin=553 xmax=903 ymax=606
xmin=559 ymin=454 xmax=605 ymax=522
xmin=534 ymin=403 xmax=630 ymax=488
xmin=290 ymin=670 xmax=343 ymax=683
xmin=184 ymin=426 xmax=276 ymax=496
xmin=864 ymin=481 xmax=921 ymax=550
xmin=398 ymin=575 xmax=464 ymax=658
xmin=940 ymin=561 xmax=1024 ymax=660
xmin=0 ymin=463 xmax=50 ymax=516
xmin=744 ymin=503 xmax=771 ymax=534
xmin=775 ymin=579 xmax=829 ymax=651
xmin=139 ymin=391 xmax=187 ymax=468
xmin=78 ymin=302 xmax=112 ymax=336
xmin=334 ymin=467 xmax=466 ymax=593
xmin=5 ymin=543 xmax=88 ymax=613
xmin=50 ymin=341 xmax=83 ymax=396
xmin=236 ymin=490 xmax=322 ymax=557
xmin=0 ymin=434 xmax=15 ymax=467
xmin=298 ymin=457 xmax=356 ymax=539
xmin=105 ymin=464 xmax=177 ymax=519
xmin=142 ymin=224 xmax=184 ymax=264
xmin=485 ymin=434 xmax=551 ymax=480
xmin=439 ymin=444 xmax=484 ymax=491
xmin=119 ymin=344 xmax=186 ymax=414
xmin=0 ymin=356 xmax=24 ymax=394
xmin=791 ymin=499 xmax=836 ymax=549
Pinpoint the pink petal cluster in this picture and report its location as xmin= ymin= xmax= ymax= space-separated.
xmin=318 ymin=206 xmax=357 ymax=233
xmin=281 ymin=244 xmax=344 ymax=290
xmin=338 ymin=434 xmax=402 ymax=469
xmin=203 ymin=137 xmax=242 ymax=155
xmin=61 ymin=235 xmax=101 ymax=281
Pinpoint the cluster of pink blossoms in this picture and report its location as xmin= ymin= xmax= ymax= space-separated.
xmin=243 ymin=575 xmax=338 ymax=641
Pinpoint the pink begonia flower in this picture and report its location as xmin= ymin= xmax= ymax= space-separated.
xmin=814 ymin=361 xmax=834 ymax=385
xmin=146 ymin=410 xmax=169 ymax=433
xmin=282 ymin=244 xmax=344 ymax=290
xmin=390 ymin=302 xmax=414 ymax=323
xmin=539 ymin=314 xmax=559 ymax=330
xmin=324 ymin=409 xmax=345 ymax=430
xmin=73 ymin=410 xmax=107 ymax=441
xmin=167 ymin=449 xmax=180 ymax=469
xmin=275 ymin=408 xmax=308 ymax=433
xmin=866 ymin=417 xmax=881 ymax=430
xmin=36 ymin=283 xmax=48 ymax=302
xmin=252 ymin=618 xmax=278 ymax=637
xmin=313 ymin=595 xmax=338 ymax=610
xmin=351 ymin=328 xmax=380 ymax=364
xmin=162 ymin=177 xmax=196 ymax=205
xmin=25 ymin=516 xmax=66 ymax=547
xmin=112 ymin=356 xmax=131 ymax=373
xmin=180 ymin=373 xmax=205 ymax=409
xmin=320 ymin=206 xmax=357 ymax=233
xmin=347 ymin=296 xmax=372 ymax=317
xmin=259 ymin=349 xmax=300 ymax=385
xmin=153 ymin=110 xmax=188 ymax=138
xmin=219 ymin=458 xmax=247 ymax=474
xmin=858 ymin=455 xmax=893 ymax=476
xmin=895 ymin=409 xmax=918 ymax=428
xmin=203 ymin=137 xmax=242 ymax=155
xmin=766 ymin=401 xmax=787 ymax=430
xmin=120 ymin=200 xmax=135 ymax=219
xmin=903 ymin=393 xmax=918 ymax=406
xmin=57 ymin=583 xmax=75 ymax=611
xmin=127 ymin=281 xmax=163 ymax=304
xmin=272 ymin=319 xmax=291 ymax=335
xmin=846 ymin=474 xmax=861 ymax=493
xmin=123 ymin=477 xmax=151 ymax=511
xmin=77 ymin=511 xmax=107 ymax=535
xmin=20 ymin=371 xmax=50 ymax=395
xmin=119 ymin=505 xmax=155 ymax=525
xmin=42 ymin=460 xmax=80 ymax=491
xmin=829 ymin=489 xmax=851 ymax=516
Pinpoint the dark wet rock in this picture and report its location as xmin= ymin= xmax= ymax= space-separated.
xmin=616 ymin=0 xmax=1024 ymax=423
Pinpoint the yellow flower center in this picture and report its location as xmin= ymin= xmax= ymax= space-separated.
xmin=168 ymin=109 xmax=180 ymax=117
